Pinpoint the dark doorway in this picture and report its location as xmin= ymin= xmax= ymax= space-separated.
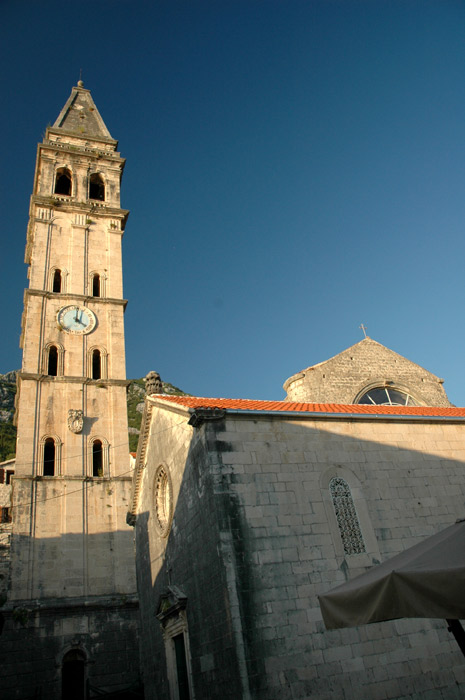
xmin=62 ymin=649 xmax=86 ymax=700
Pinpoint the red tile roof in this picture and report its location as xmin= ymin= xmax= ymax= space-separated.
xmin=150 ymin=395 xmax=465 ymax=417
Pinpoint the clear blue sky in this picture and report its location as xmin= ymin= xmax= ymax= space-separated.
xmin=2 ymin=0 xmax=465 ymax=403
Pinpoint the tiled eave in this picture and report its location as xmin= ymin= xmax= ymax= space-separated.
xmin=148 ymin=395 xmax=465 ymax=422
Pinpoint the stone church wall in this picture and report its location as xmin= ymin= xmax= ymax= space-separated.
xmin=135 ymin=407 xmax=248 ymax=700
xmin=136 ymin=405 xmax=465 ymax=699
xmin=284 ymin=338 xmax=452 ymax=406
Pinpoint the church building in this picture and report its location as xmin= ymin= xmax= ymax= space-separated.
xmin=4 ymin=85 xmax=465 ymax=700
xmin=129 ymin=339 xmax=465 ymax=700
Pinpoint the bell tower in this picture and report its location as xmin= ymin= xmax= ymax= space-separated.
xmin=6 ymin=83 xmax=140 ymax=698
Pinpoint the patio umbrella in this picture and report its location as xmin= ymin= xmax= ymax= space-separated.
xmin=318 ymin=519 xmax=465 ymax=655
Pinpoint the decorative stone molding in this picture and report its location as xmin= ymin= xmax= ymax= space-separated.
xmin=188 ymin=408 xmax=226 ymax=428
xmin=67 ymin=409 xmax=84 ymax=434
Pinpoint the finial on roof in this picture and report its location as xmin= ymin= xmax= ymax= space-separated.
xmin=145 ymin=371 xmax=163 ymax=395
xmin=77 ymin=68 xmax=84 ymax=88
xmin=359 ymin=323 xmax=368 ymax=338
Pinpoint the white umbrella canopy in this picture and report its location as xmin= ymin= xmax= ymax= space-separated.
xmin=319 ymin=518 xmax=465 ymax=631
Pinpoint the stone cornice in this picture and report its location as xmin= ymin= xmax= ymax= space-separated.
xmin=45 ymin=128 xmax=119 ymax=148
xmin=31 ymin=194 xmax=129 ymax=220
xmin=13 ymin=475 xmax=133 ymax=482
xmin=24 ymin=288 xmax=128 ymax=308
xmin=17 ymin=372 xmax=130 ymax=388
xmin=2 ymin=593 xmax=138 ymax=615
xmin=127 ymin=398 xmax=154 ymax=524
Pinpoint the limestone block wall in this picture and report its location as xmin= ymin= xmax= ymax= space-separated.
xmin=135 ymin=406 xmax=248 ymax=700
xmin=15 ymin=379 xmax=130 ymax=478
xmin=211 ymin=413 xmax=465 ymax=699
xmin=10 ymin=477 xmax=135 ymax=601
xmin=137 ymin=407 xmax=465 ymax=700
xmin=284 ymin=338 xmax=452 ymax=406
xmin=1 ymin=602 xmax=141 ymax=700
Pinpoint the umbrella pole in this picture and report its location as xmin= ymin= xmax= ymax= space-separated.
xmin=446 ymin=619 xmax=465 ymax=658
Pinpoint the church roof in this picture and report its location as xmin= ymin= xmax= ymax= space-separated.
xmin=51 ymin=83 xmax=115 ymax=141
xmin=149 ymin=394 xmax=465 ymax=418
xmin=288 ymin=337 xmax=442 ymax=379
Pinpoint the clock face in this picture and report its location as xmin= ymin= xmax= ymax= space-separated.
xmin=57 ymin=305 xmax=97 ymax=335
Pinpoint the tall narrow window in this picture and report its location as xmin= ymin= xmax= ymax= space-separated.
xmin=54 ymin=167 xmax=72 ymax=196
xmin=62 ymin=649 xmax=86 ymax=700
xmin=53 ymin=269 xmax=62 ymax=293
xmin=48 ymin=345 xmax=58 ymax=376
xmin=92 ymin=273 xmax=100 ymax=297
xmin=174 ymin=634 xmax=191 ymax=700
xmin=329 ymin=477 xmax=366 ymax=555
xmin=43 ymin=438 xmax=55 ymax=476
xmin=89 ymin=173 xmax=105 ymax=201
xmin=92 ymin=440 xmax=103 ymax=477
xmin=87 ymin=346 xmax=107 ymax=380
xmin=92 ymin=349 xmax=101 ymax=380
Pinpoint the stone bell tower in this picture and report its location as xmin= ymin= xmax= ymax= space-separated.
xmin=5 ymin=83 xmax=140 ymax=699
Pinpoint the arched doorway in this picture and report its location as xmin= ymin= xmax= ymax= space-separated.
xmin=62 ymin=648 xmax=86 ymax=700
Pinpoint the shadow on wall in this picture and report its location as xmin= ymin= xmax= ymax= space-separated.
xmin=137 ymin=414 xmax=465 ymax=700
xmin=2 ymin=527 xmax=141 ymax=700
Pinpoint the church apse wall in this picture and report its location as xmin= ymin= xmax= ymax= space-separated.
xmin=131 ymin=396 xmax=465 ymax=700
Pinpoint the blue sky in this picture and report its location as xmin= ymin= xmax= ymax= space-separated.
xmin=2 ymin=0 xmax=465 ymax=403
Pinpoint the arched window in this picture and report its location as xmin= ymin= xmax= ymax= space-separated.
xmin=39 ymin=435 xmax=62 ymax=477
xmin=89 ymin=173 xmax=105 ymax=201
xmin=54 ymin=167 xmax=72 ymax=196
xmin=87 ymin=346 xmax=107 ymax=380
xmin=52 ymin=269 xmax=62 ymax=293
xmin=47 ymin=345 xmax=58 ymax=376
xmin=43 ymin=438 xmax=56 ymax=476
xmin=49 ymin=267 xmax=68 ymax=293
xmin=89 ymin=437 xmax=109 ymax=478
xmin=92 ymin=273 xmax=100 ymax=297
xmin=43 ymin=343 xmax=64 ymax=377
xmin=62 ymin=649 xmax=86 ymax=700
xmin=329 ymin=477 xmax=366 ymax=555
xmin=356 ymin=386 xmax=419 ymax=406
xmin=92 ymin=440 xmax=103 ymax=477
xmin=89 ymin=271 xmax=105 ymax=298
xmin=92 ymin=349 xmax=101 ymax=380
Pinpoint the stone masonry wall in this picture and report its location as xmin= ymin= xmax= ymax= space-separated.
xmin=284 ymin=338 xmax=452 ymax=406
xmin=135 ymin=406 xmax=249 ymax=700
xmin=1 ymin=601 xmax=141 ymax=699
xmin=210 ymin=412 xmax=465 ymax=699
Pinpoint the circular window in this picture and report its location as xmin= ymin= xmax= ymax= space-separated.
xmin=357 ymin=387 xmax=419 ymax=406
xmin=153 ymin=465 xmax=173 ymax=537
